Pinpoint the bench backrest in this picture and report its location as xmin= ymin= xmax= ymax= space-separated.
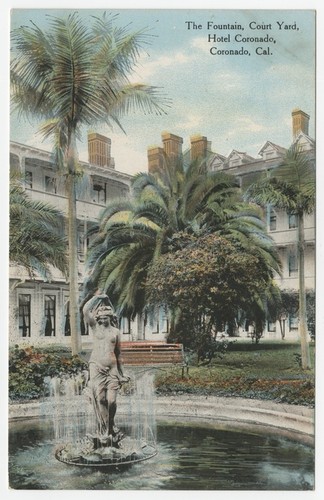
xmin=120 ymin=342 xmax=184 ymax=366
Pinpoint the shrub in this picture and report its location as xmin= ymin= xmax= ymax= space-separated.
xmin=9 ymin=345 xmax=87 ymax=401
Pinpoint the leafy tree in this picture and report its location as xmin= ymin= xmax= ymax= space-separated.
xmin=246 ymin=144 xmax=315 ymax=369
xmin=145 ymin=232 xmax=280 ymax=355
xmin=11 ymin=12 xmax=168 ymax=354
xmin=85 ymin=154 xmax=280 ymax=322
xmin=238 ymin=280 xmax=282 ymax=344
xmin=279 ymin=289 xmax=315 ymax=341
xmin=10 ymin=177 xmax=67 ymax=280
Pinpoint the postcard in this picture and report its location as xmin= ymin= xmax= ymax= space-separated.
xmin=7 ymin=4 xmax=317 ymax=493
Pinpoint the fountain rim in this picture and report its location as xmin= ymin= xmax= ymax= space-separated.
xmin=9 ymin=394 xmax=314 ymax=447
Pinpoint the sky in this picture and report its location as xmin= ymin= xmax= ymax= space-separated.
xmin=9 ymin=7 xmax=316 ymax=176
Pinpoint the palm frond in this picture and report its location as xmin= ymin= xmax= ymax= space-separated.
xmin=11 ymin=12 xmax=170 ymax=145
xmin=86 ymin=144 xmax=282 ymax=319
xmin=246 ymin=143 xmax=315 ymax=216
xmin=10 ymin=185 xmax=68 ymax=277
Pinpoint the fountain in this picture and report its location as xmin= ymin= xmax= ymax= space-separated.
xmin=8 ymin=295 xmax=315 ymax=489
xmin=9 ymin=364 xmax=315 ymax=488
xmin=50 ymin=369 xmax=157 ymax=468
xmin=52 ymin=294 xmax=158 ymax=468
xmin=10 ymin=359 xmax=313 ymax=489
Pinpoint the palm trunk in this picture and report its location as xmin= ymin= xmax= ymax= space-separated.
xmin=153 ymin=229 xmax=166 ymax=262
xmin=67 ymin=131 xmax=81 ymax=355
xmin=298 ymin=212 xmax=311 ymax=369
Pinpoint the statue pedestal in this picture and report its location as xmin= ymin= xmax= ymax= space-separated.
xmin=55 ymin=434 xmax=157 ymax=468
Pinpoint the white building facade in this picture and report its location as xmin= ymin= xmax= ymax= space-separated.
xmin=10 ymin=109 xmax=315 ymax=347
xmin=9 ymin=134 xmax=168 ymax=349
xmin=147 ymin=109 xmax=315 ymax=341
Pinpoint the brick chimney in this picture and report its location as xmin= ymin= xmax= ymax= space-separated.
xmin=292 ymin=109 xmax=310 ymax=139
xmin=148 ymin=132 xmax=183 ymax=173
xmin=88 ymin=132 xmax=113 ymax=168
xmin=190 ymin=135 xmax=208 ymax=161
xmin=161 ymin=132 xmax=183 ymax=158
xmin=147 ymin=146 xmax=165 ymax=174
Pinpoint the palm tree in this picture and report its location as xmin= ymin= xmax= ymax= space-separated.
xmin=11 ymin=12 xmax=168 ymax=354
xmin=85 ymin=153 xmax=281 ymax=324
xmin=246 ymin=143 xmax=315 ymax=369
xmin=10 ymin=177 xmax=67 ymax=280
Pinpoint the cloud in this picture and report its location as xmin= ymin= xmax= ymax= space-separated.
xmin=190 ymin=36 xmax=207 ymax=52
xmin=227 ymin=117 xmax=267 ymax=136
xmin=130 ymin=51 xmax=191 ymax=81
xmin=267 ymin=61 xmax=313 ymax=76
xmin=23 ymin=132 xmax=53 ymax=153
xmin=210 ymin=69 xmax=246 ymax=91
xmin=174 ymin=113 xmax=204 ymax=132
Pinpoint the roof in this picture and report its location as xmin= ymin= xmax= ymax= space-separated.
xmin=258 ymin=141 xmax=287 ymax=156
xmin=293 ymin=132 xmax=315 ymax=147
xmin=227 ymin=149 xmax=256 ymax=163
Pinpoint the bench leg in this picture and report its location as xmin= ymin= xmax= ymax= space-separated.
xmin=181 ymin=364 xmax=189 ymax=379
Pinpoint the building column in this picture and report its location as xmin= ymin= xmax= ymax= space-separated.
xmin=34 ymin=283 xmax=43 ymax=339
xmin=18 ymin=154 xmax=25 ymax=176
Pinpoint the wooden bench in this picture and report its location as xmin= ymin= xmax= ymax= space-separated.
xmin=120 ymin=341 xmax=184 ymax=366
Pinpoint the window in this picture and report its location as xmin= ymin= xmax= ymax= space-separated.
xmin=288 ymin=253 xmax=298 ymax=277
xmin=44 ymin=295 xmax=56 ymax=336
xmin=269 ymin=209 xmax=277 ymax=231
xmin=77 ymin=227 xmax=85 ymax=262
xmin=289 ymin=314 xmax=299 ymax=331
xmin=288 ymin=213 xmax=298 ymax=229
xmin=121 ymin=317 xmax=131 ymax=335
xmin=267 ymin=320 xmax=276 ymax=332
xmin=25 ymin=171 xmax=33 ymax=188
xmin=81 ymin=318 xmax=89 ymax=336
xmin=64 ymin=299 xmax=70 ymax=336
xmin=149 ymin=307 xmax=169 ymax=334
xmin=64 ymin=297 xmax=89 ymax=336
xmin=45 ymin=175 xmax=57 ymax=194
xmin=18 ymin=294 xmax=31 ymax=337
xmin=161 ymin=310 xmax=169 ymax=333
xmin=148 ymin=310 xmax=159 ymax=334
xmin=92 ymin=180 xmax=106 ymax=204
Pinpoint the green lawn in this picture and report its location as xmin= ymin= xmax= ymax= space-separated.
xmin=154 ymin=341 xmax=315 ymax=407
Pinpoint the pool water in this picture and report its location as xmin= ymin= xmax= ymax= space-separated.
xmin=9 ymin=418 xmax=314 ymax=490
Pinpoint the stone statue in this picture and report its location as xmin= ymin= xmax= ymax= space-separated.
xmin=83 ymin=294 xmax=130 ymax=448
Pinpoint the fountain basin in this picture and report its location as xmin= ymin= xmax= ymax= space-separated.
xmin=9 ymin=414 xmax=314 ymax=490
xmin=8 ymin=393 xmax=315 ymax=489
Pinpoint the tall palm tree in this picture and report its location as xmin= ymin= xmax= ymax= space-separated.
xmin=246 ymin=144 xmax=315 ymax=369
xmin=11 ymin=12 xmax=168 ymax=354
xmin=85 ymin=154 xmax=281 ymax=322
xmin=10 ymin=178 xmax=67 ymax=280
